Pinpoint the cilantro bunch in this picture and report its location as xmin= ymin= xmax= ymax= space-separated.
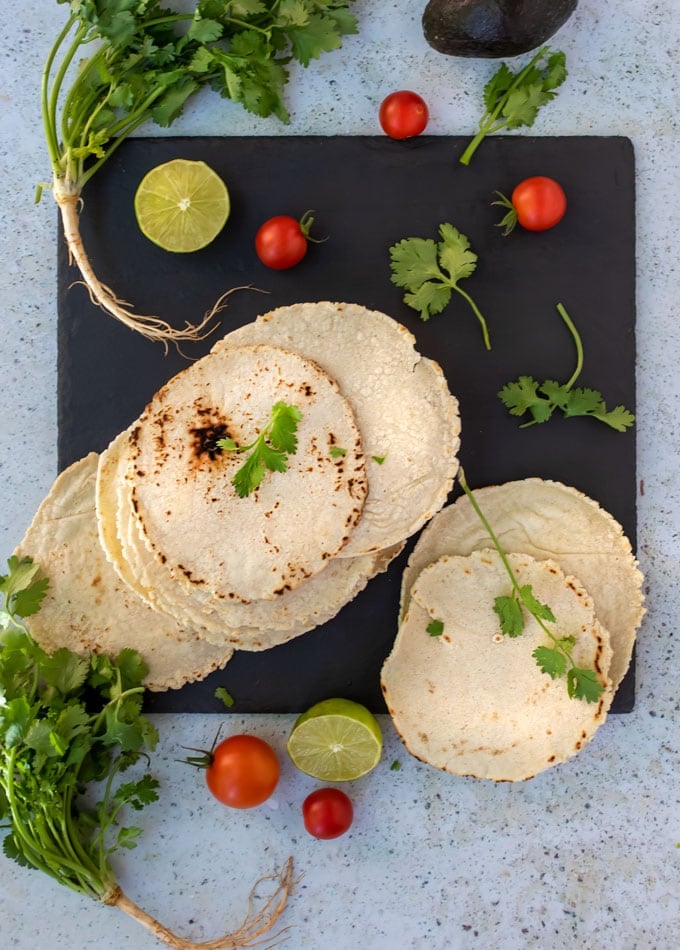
xmin=459 ymin=47 xmax=567 ymax=166
xmin=0 ymin=556 xmax=159 ymax=902
xmin=40 ymin=0 xmax=358 ymax=345
xmin=1 ymin=556 xmax=295 ymax=942
xmin=457 ymin=472 xmax=605 ymax=703
xmin=499 ymin=303 xmax=635 ymax=431
xmin=389 ymin=223 xmax=491 ymax=350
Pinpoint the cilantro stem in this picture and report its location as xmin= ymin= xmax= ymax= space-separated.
xmin=4 ymin=748 xmax=103 ymax=898
xmin=40 ymin=15 xmax=77 ymax=169
xmin=557 ymin=303 xmax=584 ymax=390
xmin=454 ymin=285 xmax=491 ymax=350
xmin=458 ymin=469 xmax=518 ymax=589
xmin=457 ymin=470 xmax=603 ymax=701
xmin=459 ymin=468 xmax=555 ymax=643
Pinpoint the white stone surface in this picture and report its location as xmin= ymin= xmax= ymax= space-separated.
xmin=1 ymin=1 xmax=678 ymax=948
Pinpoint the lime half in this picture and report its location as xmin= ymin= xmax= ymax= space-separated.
xmin=286 ymin=698 xmax=383 ymax=781
xmin=134 ymin=159 xmax=230 ymax=253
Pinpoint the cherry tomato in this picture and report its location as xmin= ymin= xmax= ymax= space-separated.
xmin=255 ymin=212 xmax=316 ymax=269
xmin=496 ymin=176 xmax=567 ymax=235
xmin=205 ymin=735 xmax=280 ymax=809
xmin=379 ymin=91 xmax=429 ymax=140
xmin=302 ymin=788 xmax=354 ymax=840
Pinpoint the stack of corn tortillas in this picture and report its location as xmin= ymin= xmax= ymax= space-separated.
xmin=15 ymin=302 xmax=461 ymax=690
xmin=381 ymin=479 xmax=646 ymax=782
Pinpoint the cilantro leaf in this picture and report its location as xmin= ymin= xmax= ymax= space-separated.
xmin=115 ymin=826 xmax=143 ymax=851
xmin=218 ymin=402 xmax=303 ymax=498
xmin=403 ymin=281 xmax=452 ymax=321
xmin=592 ymin=404 xmax=636 ymax=432
xmin=460 ymin=47 xmax=568 ymax=165
xmin=426 ymin=619 xmax=444 ymax=637
xmin=493 ymin=595 xmax=524 ymax=638
xmin=113 ymin=775 xmax=161 ymax=812
xmin=269 ymin=402 xmax=302 ymax=454
xmin=499 ymin=304 xmax=635 ymax=432
xmin=437 ymin=223 xmax=478 ymax=282
xmin=498 ymin=376 xmax=547 ymax=418
xmin=214 ymin=686 xmax=234 ymax=708
xmin=567 ymin=667 xmax=606 ymax=703
xmin=562 ymin=387 xmax=606 ymax=416
xmin=483 ymin=62 xmax=514 ymax=112
xmin=532 ymin=645 xmax=567 ymax=680
xmin=37 ymin=648 xmax=88 ymax=695
xmin=0 ymin=556 xmax=48 ymax=618
xmin=288 ymin=14 xmax=346 ymax=66
xmin=390 ymin=224 xmax=491 ymax=348
xmin=519 ymin=585 xmax=555 ymax=623
xmin=232 ymin=452 xmax=267 ymax=498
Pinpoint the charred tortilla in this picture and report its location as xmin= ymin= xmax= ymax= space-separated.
xmin=213 ymin=301 xmax=461 ymax=556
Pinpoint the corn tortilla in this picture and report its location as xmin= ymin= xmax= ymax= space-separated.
xmin=14 ymin=454 xmax=234 ymax=691
xmin=382 ymin=550 xmax=614 ymax=782
xmin=400 ymin=479 xmax=645 ymax=691
xmin=212 ymin=301 xmax=461 ymax=556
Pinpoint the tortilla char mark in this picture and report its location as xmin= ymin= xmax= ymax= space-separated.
xmin=189 ymin=420 xmax=230 ymax=462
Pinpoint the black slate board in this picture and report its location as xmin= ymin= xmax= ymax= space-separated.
xmin=57 ymin=134 xmax=637 ymax=714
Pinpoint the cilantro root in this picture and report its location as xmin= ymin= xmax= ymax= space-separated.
xmin=109 ymin=860 xmax=295 ymax=949
xmin=1 ymin=557 xmax=295 ymax=948
xmin=41 ymin=1 xmax=358 ymax=347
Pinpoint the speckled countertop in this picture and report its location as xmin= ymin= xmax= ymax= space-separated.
xmin=1 ymin=2 xmax=678 ymax=948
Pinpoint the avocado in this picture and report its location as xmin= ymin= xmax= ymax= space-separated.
xmin=422 ymin=0 xmax=577 ymax=58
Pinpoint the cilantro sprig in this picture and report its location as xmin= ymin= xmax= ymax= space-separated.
xmin=217 ymin=402 xmax=302 ymax=497
xmin=499 ymin=303 xmax=635 ymax=431
xmin=0 ymin=556 xmax=159 ymax=902
xmin=459 ymin=47 xmax=567 ymax=166
xmin=457 ymin=472 xmax=605 ymax=703
xmin=389 ymin=223 xmax=491 ymax=350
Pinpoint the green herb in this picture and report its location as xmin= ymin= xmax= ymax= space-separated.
xmin=329 ymin=446 xmax=347 ymax=458
xmin=389 ymin=223 xmax=491 ymax=350
xmin=214 ymin=686 xmax=234 ymax=708
xmin=499 ymin=303 xmax=635 ymax=431
xmin=39 ymin=0 xmax=358 ymax=345
xmin=457 ymin=472 xmax=605 ymax=703
xmin=1 ymin=557 xmax=295 ymax=938
xmin=390 ymin=760 xmax=402 ymax=771
xmin=426 ymin=619 xmax=444 ymax=637
xmin=460 ymin=47 xmax=567 ymax=166
xmin=371 ymin=455 xmax=386 ymax=465
xmin=0 ymin=556 xmax=159 ymax=903
xmin=217 ymin=402 xmax=302 ymax=497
